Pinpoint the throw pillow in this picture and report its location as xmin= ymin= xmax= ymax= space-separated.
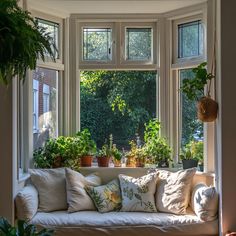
xmin=191 ymin=183 xmax=218 ymax=221
xmin=155 ymin=168 xmax=196 ymax=214
xmin=15 ymin=185 xmax=38 ymax=220
xmin=65 ymin=168 xmax=102 ymax=212
xmin=119 ymin=173 xmax=158 ymax=212
xmin=86 ymin=179 xmax=121 ymax=213
xmin=29 ymin=168 xmax=67 ymax=212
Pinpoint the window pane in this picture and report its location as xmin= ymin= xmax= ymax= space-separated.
xmin=178 ymin=20 xmax=203 ymax=58
xmin=33 ymin=67 xmax=58 ymax=150
xmin=125 ymin=28 xmax=152 ymax=61
xmin=179 ymin=69 xmax=203 ymax=148
xmin=37 ymin=18 xmax=59 ymax=58
xmin=83 ymin=28 xmax=112 ymax=61
xmin=80 ymin=71 xmax=157 ymax=149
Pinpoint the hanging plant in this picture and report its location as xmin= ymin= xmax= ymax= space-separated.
xmin=181 ymin=62 xmax=218 ymax=122
xmin=0 ymin=0 xmax=56 ymax=84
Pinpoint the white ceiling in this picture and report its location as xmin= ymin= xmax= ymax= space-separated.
xmin=28 ymin=0 xmax=206 ymax=17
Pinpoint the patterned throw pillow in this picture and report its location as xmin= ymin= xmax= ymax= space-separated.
xmin=119 ymin=173 xmax=158 ymax=212
xmin=86 ymin=179 xmax=121 ymax=213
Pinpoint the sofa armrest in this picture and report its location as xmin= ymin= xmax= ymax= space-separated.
xmin=15 ymin=185 xmax=38 ymax=221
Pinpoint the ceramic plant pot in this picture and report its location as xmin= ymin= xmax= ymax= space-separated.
xmin=80 ymin=155 xmax=93 ymax=167
xmin=97 ymin=156 xmax=110 ymax=167
xmin=182 ymin=159 xmax=198 ymax=169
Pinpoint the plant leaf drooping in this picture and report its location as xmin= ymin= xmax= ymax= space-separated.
xmin=0 ymin=0 xmax=56 ymax=84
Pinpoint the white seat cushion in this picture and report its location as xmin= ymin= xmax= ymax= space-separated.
xmin=31 ymin=210 xmax=218 ymax=236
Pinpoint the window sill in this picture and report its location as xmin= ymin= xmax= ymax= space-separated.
xmin=18 ymin=172 xmax=30 ymax=184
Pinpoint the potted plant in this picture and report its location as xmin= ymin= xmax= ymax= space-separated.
xmin=112 ymin=145 xmax=122 ymax=167
xmin=125 ymin=140 xmax=138 ymax=167
xmin=76 ymin=129 xmax=96 ymax=167
xmin=97 ymin=134 xmax=113 ymax=167
xmin=0 ymin=0 xmax=55 ymax=84
xmin=143 ymin=119 xmax=172 ymax=167
xmin=33 ymin=136 xmax=81 ymax=171
xmin=191 ymin=140 xmax=204 ymax=171
xmin=0 ymin=217 xmax=54 ymax=236
xmin=180 ymin=140 xmax=203 ymax=169
xmin=181 ymin=62 xmax=218 ymax=122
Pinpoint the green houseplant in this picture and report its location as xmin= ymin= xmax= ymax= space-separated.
xmin=97 ymin=134 xmax=113 ymax=167
xmin=33 ymin=136 xmax=81 ymax=171
xmin=0 ymin=0 xmax=55 ymax=84
xmin=181 ymin=62 xmax=218 ymax=122
xmin=0 ymin=217 xmax=53 ymax=236
xmin=112 ymin=145 xmax=122 ymax=167
xmin=76 ymin=129 xmax=96 ymax=167
xmin=180 ymin=140 xmax=203 ymax=170
xmin=143 ymin=119 xmax=172 ymax=167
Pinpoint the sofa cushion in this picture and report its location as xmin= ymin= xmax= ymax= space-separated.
xmin=155 ymin=168 xmax=196 ymax=215
xmin=86 ymin=179 xmax=121 ymax=213
xmin=191 ymin=183 xmax=218 ymax=222
xmin=15 ymin=185 xmax=38 ymax=220
xmin=65 ymin=168 xmax=102 ymax=212
xmin=31 ymin=210 xmax=218 ymax=236
xmin=119 ymin=173 xmax=158 ymax=212
xmin=29 ymin=168 xmax=67 ymax=212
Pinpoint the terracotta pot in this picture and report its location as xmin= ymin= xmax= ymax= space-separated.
xmin=135 ymin=158 xmax=145 ymax=167
xmin=80 ymin=155 xmax=93 ymax=167
xmin=197 ymin=96 xmax=218 ymax=122
xmin=97 ymin=156 xmax=110 ymax=167
xmin=53 ymin=156 xmax=63 ymax=168
xmin=126 ymin=156 xmax=136 ymax=167
xmin=113 ymin=159 xmax=122 ymax=167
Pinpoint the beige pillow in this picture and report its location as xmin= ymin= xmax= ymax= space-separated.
xmin=155 ymin=168 xmax=196 ymax=214
xmin=29 ymin=168 xmax=67 ymax=212
xmin=15 ymin=185 xmax=38 ymax=220
xmin=65 ymin=168 xmax=102 ymax=212
xmin=191 ymin=183 xmax=218 ymax=221
xmin=119 ymin=173 xmax=158 ymax=212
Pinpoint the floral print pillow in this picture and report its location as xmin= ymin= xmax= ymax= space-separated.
xmin=85 ymin=179 xmax=121 ymax=213
xmin=119 ymin=173 xmax=158 ymax=212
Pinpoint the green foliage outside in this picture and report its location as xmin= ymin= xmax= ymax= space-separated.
xmin=80 ymin=70 xmax=156 ymax=149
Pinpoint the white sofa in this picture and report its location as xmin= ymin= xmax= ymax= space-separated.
xmin=15 ymin=167 xmax=218 ymax=236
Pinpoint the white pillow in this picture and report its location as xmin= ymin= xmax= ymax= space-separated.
xmin=119 ymin=173 xmax=158 ymax=212
xmin=15 ymin=185 xmax=38 ymax=220
xmin=191 ymin=183 xmax=218 ymax=221
xmin=155 ymin=168 xmax=196 ymax=214
xmin=65 ymin=168 xmax=102 ymax=212
xmin=29 ymin=168 xmax=67 ymax=212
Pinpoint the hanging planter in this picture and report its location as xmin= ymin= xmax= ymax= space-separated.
xmin=181 ymin=62 xmax=218 ymax=122
xmin=197 ymin=96 xmax=218 ymax=122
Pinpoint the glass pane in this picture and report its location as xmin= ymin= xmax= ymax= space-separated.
xmin=80 ymin=71 xmax=157 ymax=149
xmin=37 ymin=18 xmax=59 ymax=58
xmin=83 ymin=28 xmax=112 ymax=61
xmin=179 ymin=69 xmax=203 ymax=148
xmin=126 ymin=28 xmax=152 ymax=61
xmin=178 ymin=20 xmax=203 ymax=58
xmin=33 ymin=67 xmax=58 ymax=150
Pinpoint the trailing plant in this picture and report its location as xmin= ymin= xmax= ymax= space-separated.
xmin=0 ymin=0 xmax=56 ymax=84
xmin=76 ymin=129 xmax=96 ymax=157
xmin=143 ymin=119 xmax=172 ymax=166
xmin=180 ymin=62 xmax=214 ymax=101
xmin=0 ymin=217 xmax=53 ymax=236
xmin=33 ymin=136 xmax=81 ymax=171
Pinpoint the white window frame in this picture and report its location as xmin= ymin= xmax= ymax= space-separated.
xmin=172 ymin=14 xmax=206 ymax=67
xmin=78 ymin=22 xmax=116 ymax=67
xmin=120 ymin=22 xmax=157 ymax=66
xmin=33 ymin=79 xmax=39 ymax=133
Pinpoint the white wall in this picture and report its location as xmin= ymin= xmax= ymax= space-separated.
xmin=217 ymin=0 xmax=236 ymax=234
